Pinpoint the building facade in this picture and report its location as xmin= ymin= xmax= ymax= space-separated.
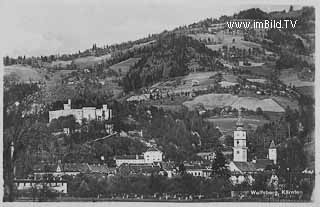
xmin=115 ymin=147 xmax=163 ymax=166
xmin=49 ymin=99 xmax=112 ymax=124
xmin=268 ymin=140 xmax=277 ymax=164
xmin=233 ymin=111 xmax=248 ymax=162
xmin=14 ymin=179 xmax=67 ymax=194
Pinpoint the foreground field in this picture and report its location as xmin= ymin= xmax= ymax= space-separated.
xmin=183 ymin=93 xmax=285 ymax=112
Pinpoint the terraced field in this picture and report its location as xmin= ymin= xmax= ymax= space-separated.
xmin=206 ymin=34 xmax=261 ymax=51
xmin=109 ymin=57 xmax=141 ymax=76
xmin=72 ymin=54 xmax=111 ymax=68
xmin=4 ymin=65 xmax=44 ymax=82
xmin=280 ymin=69 xmax=314 ymax=87
xmin=206 ymin=116 xmax=270 ymax=134
xmin=183 ymin=93 xmax=285 ymax=112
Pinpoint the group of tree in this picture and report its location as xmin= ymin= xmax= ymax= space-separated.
xmin=64 ymin=171 xmax=232 ymax=199
xmin=122 ymin=33 xmax=220 ymax=92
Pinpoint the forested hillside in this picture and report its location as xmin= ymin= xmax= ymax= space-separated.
xmin=122 ymin=33 xmax=220 ymax=91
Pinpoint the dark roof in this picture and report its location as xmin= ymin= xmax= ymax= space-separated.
xmin=233 ymin=162 xmax=257 ymax=172
xmin=88 ymin=164 xmax=116 ymax=174
xmin=253 ymin=159 xmax=273 ymax=170
xmin=146 ymin=147 xmax=160 ymax=152
xmin=118 ymin=163 xmax=161 ymax=175
xmin=33 ymin=162 xmax=90 ymax=173
xmin=33 ymin=163 xmax=57 ymax=172
xmin=114 ymin=155 xmax=144 ymax=160
xmin=184 ymin=164 xmax=208 ymax=171
xmin=63 ymin=163 xmax=90 ymax=172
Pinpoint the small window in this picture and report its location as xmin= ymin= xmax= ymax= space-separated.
xmin=237 ymin=151 xmax=240 ymax=154
xmin=237 ymin=140 xmax=240 ymax=145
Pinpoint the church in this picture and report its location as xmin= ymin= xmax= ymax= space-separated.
xmin=228 ymin=110 xmax=277 ymax=185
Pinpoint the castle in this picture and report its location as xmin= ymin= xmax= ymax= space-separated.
xmin=49 ymin=99 xmax=112 ymax=124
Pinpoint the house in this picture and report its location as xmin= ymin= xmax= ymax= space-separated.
xmin=159 ymin=162 xmax=176 ymax=178
xmin=33 ymin=160 xmax=90 ymax=179
xmin=114 ymin=147 xmax=163 ymax=166
xmin=14 ymin=179 xmax=68 ymax=194
xmin=114 ymin=155 xmax=145 ymax=166
xmin=49 ymin=99 xmax=112 ymax=124
xmin=87 ymin=164 xmax=116 ymax=175
xmin=196 ymin=152 xmax=216 ymax=161
xmin=118 ymin=163 xmax=161 ymax=176
xmin=126 ymin=94 xmax=150 ymax=102
xmin=144 ymin=147 xmax=163 ymax=163
xmin=191 ymin=80 xmax=200 ymax=87
xmin=184 ymin=164 xmax=212 ymax=178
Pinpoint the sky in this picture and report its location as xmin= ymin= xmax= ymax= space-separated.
xmin=0 ymin=0 xmax=305 ymax=57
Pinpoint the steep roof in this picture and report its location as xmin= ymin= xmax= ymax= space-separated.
xmin=269 ymin=140 xmax=276 ymax=149
xmin=253 ymin=159 xmax=273 ymax=170
xmin=232 ymin=162 xmax=257 ymax=172
xmin=146 ymin=147 xmax=161 ymax=152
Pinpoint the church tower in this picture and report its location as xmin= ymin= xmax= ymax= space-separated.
xmin=233 ymin=110 xmax=247 ymax=162
xmin=268 ymin=140 xmax=277 ymax=164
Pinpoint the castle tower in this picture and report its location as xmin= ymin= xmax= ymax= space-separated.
xmin=268 ymin=140 xmax=277 ymax=164
xmin=63 ymin=99 xmax=71 ymax=110
xmin=233 ymin=109 xmax=247 ymax=162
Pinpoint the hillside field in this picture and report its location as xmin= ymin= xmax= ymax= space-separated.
xmin=183 ymin=93 xmax=285 ymax=112
xmin=109 ymin=57 xmax=141 ymax=76
xmin=4 ymin=65 xmax=44 ymax=82
xmin=206 ymin=116 xmax=270 ymax=134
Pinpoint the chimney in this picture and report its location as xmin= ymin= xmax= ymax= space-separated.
xmin=68 ymin=99 xmax=71 ymax=105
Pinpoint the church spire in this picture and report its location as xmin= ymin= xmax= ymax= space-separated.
xmin=269 ymin=140 xmax=276 ymax=149
xmin=236 ymin=109 xmax=244 ymax=128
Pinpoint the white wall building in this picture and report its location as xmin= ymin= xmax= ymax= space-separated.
xmin=115 ymin=155 xmax=145 ymax=167
xmin=49 ymin=99 xmax=112 ymax=124
xmin=14 ymin=179 xmax=68 ymax=194
xmin=115 ymin=147 xmax=163 ymax=166
xmin=143 ymin=148 xmax=163 ymax=163
xmin=268 ymin=140 xmax=277 ymax=164
xmin=233 ymin=111 xmax=248 ymax=162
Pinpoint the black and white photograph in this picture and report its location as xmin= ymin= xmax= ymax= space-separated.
xmin=1 ymin=0 xmax=317 ymax=204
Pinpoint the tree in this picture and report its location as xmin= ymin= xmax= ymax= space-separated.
xmin=177 ymin=163 xmax=186 ymax=175
xmin=256 ymin=107 xmax=263 ymax=115
xmin=289 ymin=5 xmax=294 ymax=12
xmin=211 ymin=150 xmax=230 ymax=179
xmin=224 ymin=135 xmax=234 ymax=147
